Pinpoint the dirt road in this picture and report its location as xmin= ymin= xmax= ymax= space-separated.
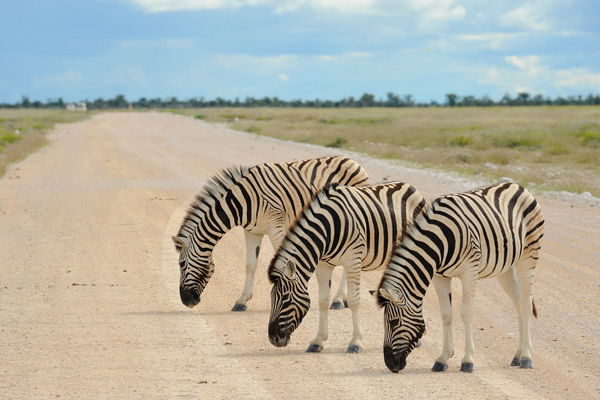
xmin=1 ymin=112 xmax=599 ymax=399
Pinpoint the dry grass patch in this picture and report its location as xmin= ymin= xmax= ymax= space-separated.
xmin=171 ymin=106 xmax=600 ymax=196
xmin=0 ymin=109 xmax=90 ymax=178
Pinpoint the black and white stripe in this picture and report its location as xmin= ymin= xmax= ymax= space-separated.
xmin=268 ymin=182 xmax=426 ymax=353
xmin=377 ymin=182 xmax=544 ymax=373
xmin=172 ymin=156 xmax=370 ymax=311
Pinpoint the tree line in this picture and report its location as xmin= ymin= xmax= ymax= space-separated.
xmin=3 ymin=92 xmax=600 ymax=109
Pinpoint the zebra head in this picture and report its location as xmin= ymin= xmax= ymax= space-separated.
xmin=267 ymin=257 xmax=310 ymax=348
xmin=377 ymin=287 xmax=426 ymax=373
xmin=172 ymin=235 xmax=215 ymax=308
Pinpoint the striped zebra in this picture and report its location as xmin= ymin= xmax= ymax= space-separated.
xmin=268 ymin=182 xmax=426 ymax=353
xmin=172 ymin=156 xmax=370 ymax=311
xmin=376 ymin=182 xmax=544 ymax=373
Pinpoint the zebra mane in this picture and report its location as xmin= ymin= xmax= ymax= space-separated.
xmin=177 ymin=165 xmax=250 ymax=236
xmin=269 ymin=183 xmax=340 ymax=283
xmin=376 ymin=205 xmax=431 ymax=309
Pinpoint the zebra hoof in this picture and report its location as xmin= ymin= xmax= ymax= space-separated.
xmin=415 ymin=340 xmax=422 ymax=348
xmin=460 ymin=363 xmax=474 ymax=373
xmin=511 ymin=356 xmax=520 ymax=366
xmin=519 ymin=358 xmax=533 ymax=369
xmin=346 ymin=344 xmax=362 ymax=354
xmin=343 ymin=300 xmax=348 ymax=308
xmin=431 ymin=362 xmax=448 ymax=372
xmin=329 ymin=301 xmax=345 ymax=310
xmin=231 ymin=303 xmax=247 ymax=312
xmin=305 ymin=344 xmax=323 ymax=353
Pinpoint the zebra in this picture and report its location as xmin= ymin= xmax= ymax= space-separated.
xmin=376 ymin=182 xmax=544 ymax=373
xmin=172 ymin=156 xmax=371 ymax=311
xmin=268 ymin=182 xmax=426 ymax=353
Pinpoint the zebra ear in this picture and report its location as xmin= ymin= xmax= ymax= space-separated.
xmin=379 ymin=288 xmax=406 ymax=305
xmin=369 ymin=290 xmax=377 ymax=298
xmin=172 ymin=236 xmax=189 ymax=249
xmin=284 ymin=260 xmax=296 ymax=279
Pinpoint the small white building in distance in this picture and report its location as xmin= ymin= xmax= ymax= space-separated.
xmin=66 ymin=102 xmax=87 ymax=111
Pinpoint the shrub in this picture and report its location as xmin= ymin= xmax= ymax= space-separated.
xmin=449 ymin=136 xmax=472 ymax=147
xmin=194 ymin=114 xmax=207 ymax=120
xmin=246 ymin=125 xmax=260 ymax=133
xmin=326 ymin=137 xmax=348 ymax=148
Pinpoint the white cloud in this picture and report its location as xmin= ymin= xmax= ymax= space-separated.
xmin=125 ymin=0 xmax=377 ymax=13
xmin=478 ymin=56 xmax=600 ymax=94
xmin=498 ymin=1 xmax=552 ymax=32
xmin=407 ymin=0 xmax=465 ymax=24
xmin=278 ymin=73 xmax=290 ymax=81
xmin=458 ymin=32 xmax=530 ymax=51
xmin=554 ymin=68 xmax=600 ymax=91
xmin=317 ymin=52 xmax=373 ymax=61
xmin=505 ymin=55 xmax=542 ymax=76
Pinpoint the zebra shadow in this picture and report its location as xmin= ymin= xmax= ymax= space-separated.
xmin=119 ymin=310 xmax=197 ymax=316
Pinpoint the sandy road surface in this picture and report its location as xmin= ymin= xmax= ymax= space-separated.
xmin=0 ymin=112 xmax=599 ymax=399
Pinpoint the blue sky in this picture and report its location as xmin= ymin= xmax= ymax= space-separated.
xmin=1 ymin=0 xmax=599 ymax=103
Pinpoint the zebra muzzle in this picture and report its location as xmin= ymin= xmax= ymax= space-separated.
xmin=180 ymin=286 xmax=200 ymax=308
xmin=384 ymin=346 xmax=407 ymax=373
xmin=268 ymin=320 xmax=291 ymax=347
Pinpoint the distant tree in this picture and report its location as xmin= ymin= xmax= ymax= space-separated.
xmin=357 ymin=93 xmax=375 ymax=107
xmin=517 ymin=92 xmax=530 ymax=105
xmin=446 ymin=93 xmax=458 ymax=107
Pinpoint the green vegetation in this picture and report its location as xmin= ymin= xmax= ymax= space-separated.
xmin=0 ymin=109 xmax=90 ymax=178
xmin=326 ymin=137 xmax=348 ymax=148
xmin=169 ymin=106 xmax=600 ymax=197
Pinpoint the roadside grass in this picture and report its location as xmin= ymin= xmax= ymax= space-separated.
xmin=174 ymin=106 xmax=600 ymax=197
xmin=0 ymin=109 xmax=90 ymax=178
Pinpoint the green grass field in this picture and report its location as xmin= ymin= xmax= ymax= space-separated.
xmin=172 ymin=106 xmax=600 ymax=197
xmin=0 ymin=109 xmax=91 ymax=178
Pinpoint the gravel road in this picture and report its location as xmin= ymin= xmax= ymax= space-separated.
xmin=1 ymin=112 xmax=599 ymax=399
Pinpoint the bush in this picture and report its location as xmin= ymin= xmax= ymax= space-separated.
xmin=326 ymin=137 xmax=348 ymax=148
xmin=194 ymin=114 xmax=207 ymax=120
xmin=449 ymin=136 xmax=472 ymax=147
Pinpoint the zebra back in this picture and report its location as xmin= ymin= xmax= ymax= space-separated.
xmin=378 ymin=182 xmax=545 ymax=309
xmin=269 ymin=181 xmax=426 ymax=282
xmin=174 ymin=156 xmax=370 ymax=306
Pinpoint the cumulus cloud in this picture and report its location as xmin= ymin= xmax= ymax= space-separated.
xmin=498 ymin=1 xmax=552 ymax=31
xmin=478 ymin=55 xmax=600 ymax=94
xmin=125 ymin=0 xmax=377 ymax=13
xmin=504 ymin=55 xmax=542 ymax=76
xmin=408 ymin=0 xmax=465 ymax=23
xmin=123 ymin=0 xmax=465 ymax=18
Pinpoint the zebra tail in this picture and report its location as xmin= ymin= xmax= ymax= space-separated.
xmin=532 ymin=298 xmax=538 ymax=318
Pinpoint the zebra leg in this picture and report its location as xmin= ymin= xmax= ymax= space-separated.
xmin=330 ymin=268 xmax=348 ymax=310
xmin=514 ymin=257 xmax=537 ymax=369
xmin=496 ymin=267 xmax=523 ymax=366
xmin=459 ymin=269 xmax=478 ymax=373
xmin=345 ymin=262 xmax=364 ymax=354
xmin=431 ymin=275 xmax=453 ymax=372
xmin=232 ymin=231 xmax=264 ymax=312
xmin=307 ymin=264 xmax=334 ymax=353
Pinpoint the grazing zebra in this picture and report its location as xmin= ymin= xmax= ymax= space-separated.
xmin=268 ymin=182 xmax=426 ymax=353
xmin=376 ymin=182 xmax=544 ymax=373
xmin=172 ymin=156 xmax=370 ymax=311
